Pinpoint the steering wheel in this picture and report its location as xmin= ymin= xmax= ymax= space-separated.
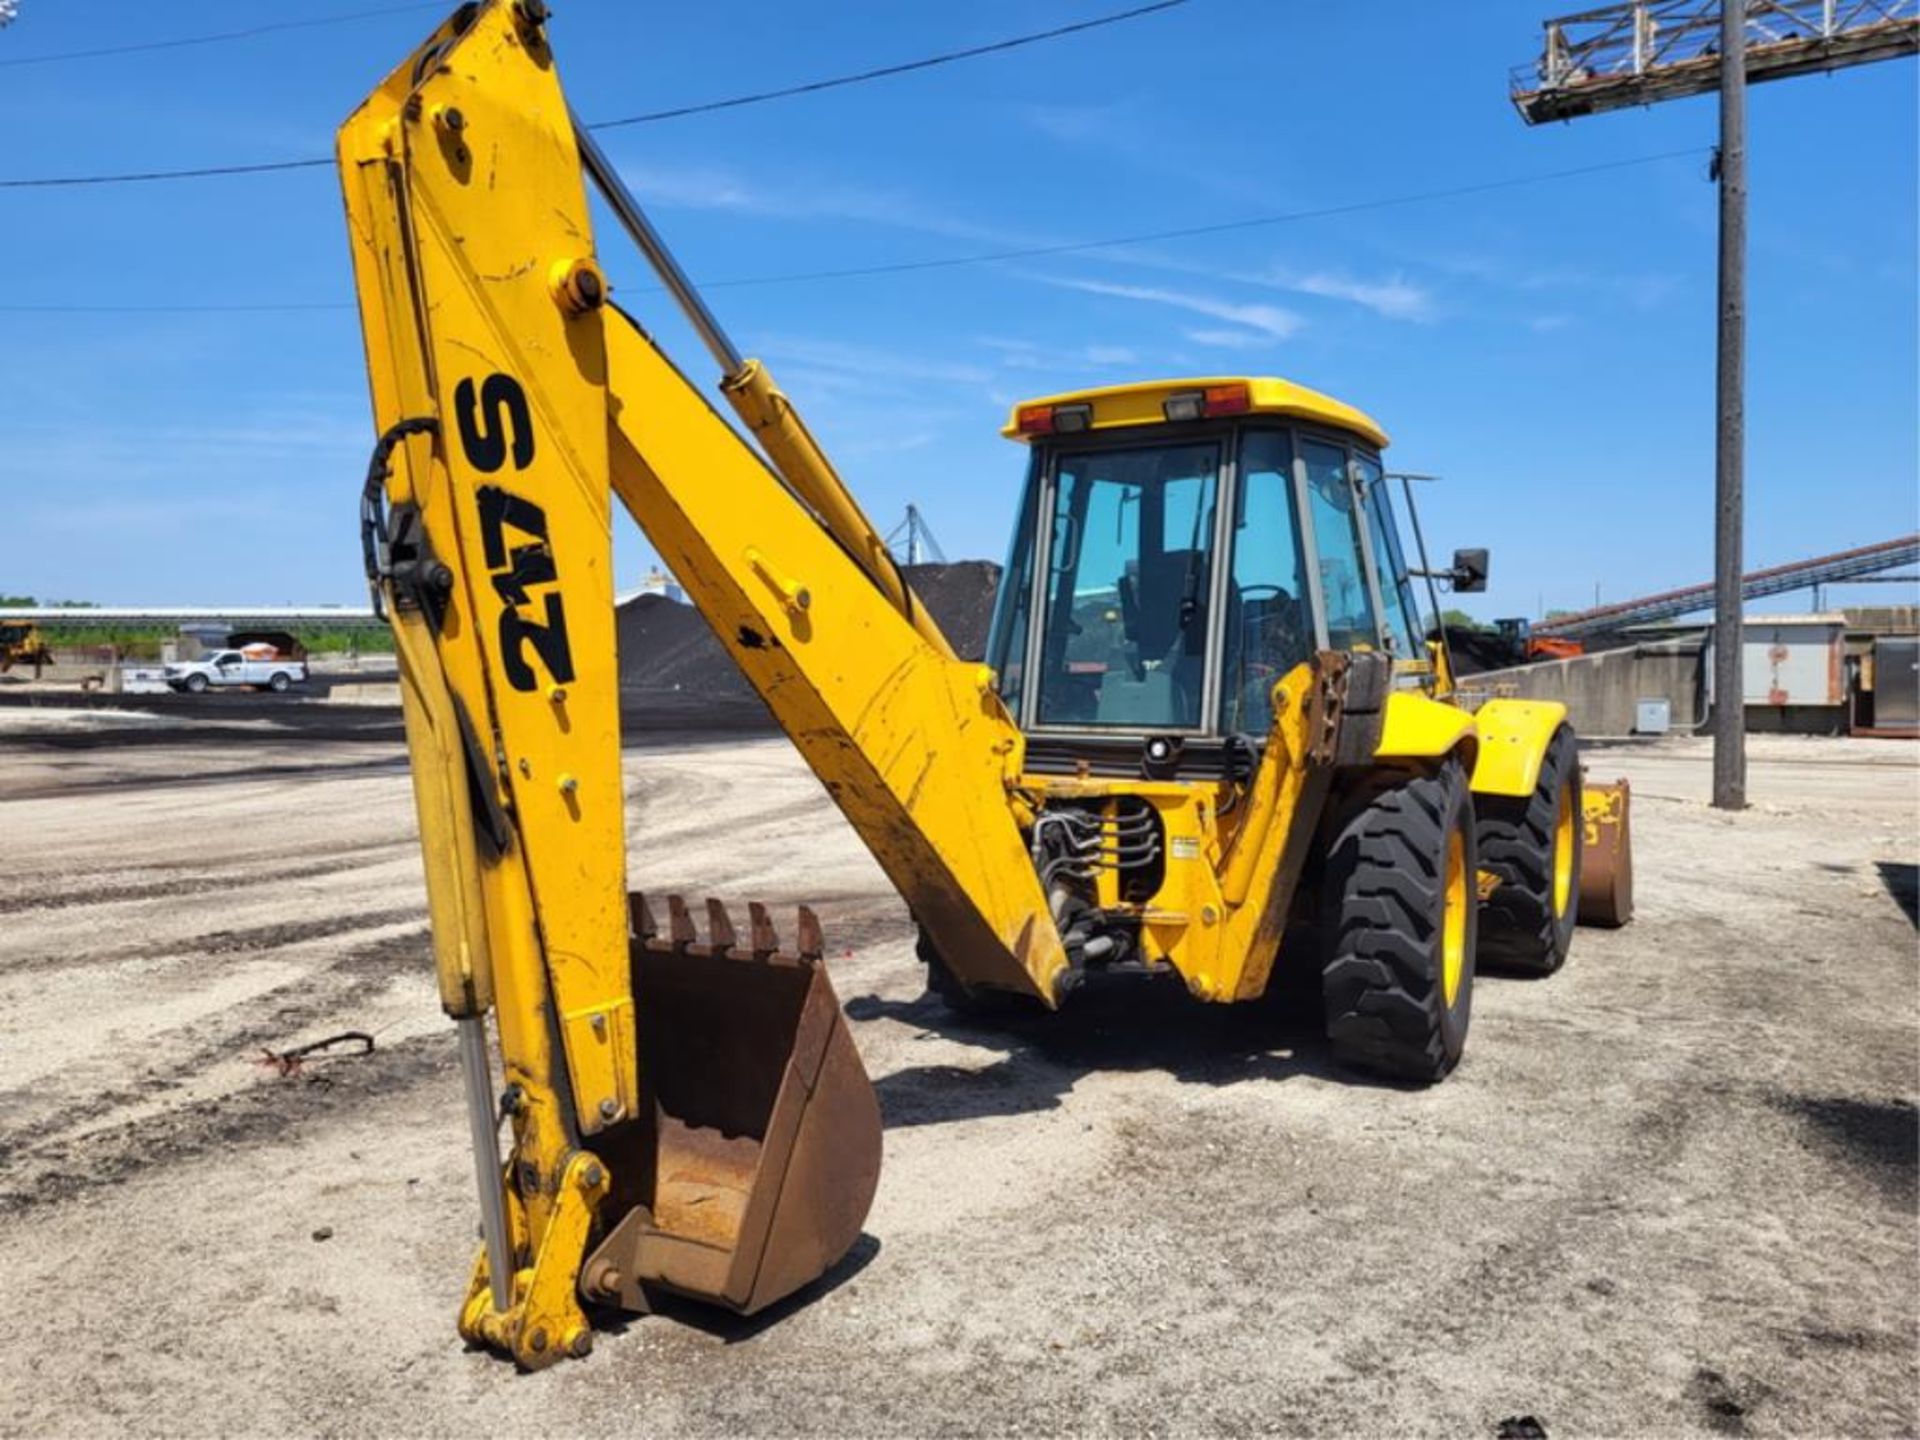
xmin=1237 ymin=584 xmax=1306 ymax=666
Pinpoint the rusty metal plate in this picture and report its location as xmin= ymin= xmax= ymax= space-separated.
xmin=1579 ymin=778 xmax=1633 ymax=928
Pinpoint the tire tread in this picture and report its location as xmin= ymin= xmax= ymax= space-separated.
xmin=1477 ymin=726 xmax=1580 ymax=974
xmin=1322 ymin=762 xmax=1474 ymax=1083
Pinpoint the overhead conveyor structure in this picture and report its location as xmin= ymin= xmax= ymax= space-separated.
xmin=1533 ymin=535 xmax=1920 ymax=639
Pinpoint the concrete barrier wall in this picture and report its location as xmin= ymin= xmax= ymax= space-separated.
xmin=1461 ymin=640 xmax=1704 ymax=738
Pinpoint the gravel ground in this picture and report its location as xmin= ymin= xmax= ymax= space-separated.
xmin=0 ymin=702 xmax=1913 ymax=1438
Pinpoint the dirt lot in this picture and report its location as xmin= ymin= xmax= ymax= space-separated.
xmin=0 ymin=697 xmax=1914 ymax=1438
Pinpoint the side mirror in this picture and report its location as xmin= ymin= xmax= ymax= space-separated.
xmin=1451 ymin=548 xmax=1489 ymax=594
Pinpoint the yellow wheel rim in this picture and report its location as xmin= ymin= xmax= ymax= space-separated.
xmin=1442 ymin=826 xmax=1467 ymax=1008
xmin=1552 ymin=780 xmax=1576 ymax=919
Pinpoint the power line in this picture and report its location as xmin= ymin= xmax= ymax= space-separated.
xmin=0 ymin=0 xmax=1190 ymax=188
xmin=0 ymin=3 xmax=447 ymax=68
xmin=1 ymin=157 xmax=334 ymax=188
xmin=0 ymin=302 xmax=351 ymax=314
xmin=695 ymin=147 xmax=1710 ymax=290
xmin=591 ymin=1 xmax=1188 ymax=129
xmin=0 ymin=147 xmax=1707 ymax=314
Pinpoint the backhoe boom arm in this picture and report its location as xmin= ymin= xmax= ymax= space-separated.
xmin=338 ymin=0 xmax=1064 ymax=1368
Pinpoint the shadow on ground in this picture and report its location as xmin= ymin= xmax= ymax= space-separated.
xmin=846 ymin=971 xmax=1410 ymax=1130
xmin=595 ymin=1234 xmax=881 ymax=1346
xmin=1876 ymin=861 xmax=1917 ymax=927
xmin=1773 ymin=1092 xmax=1919 ymax=1211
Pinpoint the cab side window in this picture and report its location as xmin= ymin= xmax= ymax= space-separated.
xmin=1302 ymin=440 xmax=1380 ymax=652
xmin=1358 ymin=457 xmax=1420 ymax=658
xmin=1221 ymin=430 xmax=1311 ymax=734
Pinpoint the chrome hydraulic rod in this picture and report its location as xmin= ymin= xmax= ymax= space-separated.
xmin=573 ymin=111 xmax=744 ymax=375
xmin=457 ymin=1015 xmax=514 ymax=1313
xmin=571 ymin=111 xmax=958 ymax=661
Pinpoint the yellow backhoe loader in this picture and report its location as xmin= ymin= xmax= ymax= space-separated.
xmin=339 ymin=0 xmax=1633 ymax=1370
xmin=0 ymin=620 xmax=52 ymax=676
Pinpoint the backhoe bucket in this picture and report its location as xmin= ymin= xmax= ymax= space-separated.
xmin=582 ymin=894 xmax=882 ymax=1317
xmin=1579 ymin=777 xmax=1634 ymax=927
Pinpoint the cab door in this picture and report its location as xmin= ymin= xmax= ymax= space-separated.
xmin=1298 ymin=437 xmax=1386 ymax=653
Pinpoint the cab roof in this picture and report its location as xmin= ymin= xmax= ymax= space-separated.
xmin=1002 ymin=376 xmax=1389 ymax=449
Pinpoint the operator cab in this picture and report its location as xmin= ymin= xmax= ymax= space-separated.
xmin=988 ymin=377 xmax=1430 ymax=765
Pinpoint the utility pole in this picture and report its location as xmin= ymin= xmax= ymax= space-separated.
xmin=1712 ymin=0 xmax=1747 ymax=808
xmin=1512 ymin=0 xmax=1916 ymax=810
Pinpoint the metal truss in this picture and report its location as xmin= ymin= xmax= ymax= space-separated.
xmin=1514 ymin=0 xmax=1919 ymax=121
xmin=1534 ymin=534 xmax=1920 ymax=637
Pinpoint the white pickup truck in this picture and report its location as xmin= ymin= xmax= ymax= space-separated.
xmin=164 ymin=649 xmax=309 ymax=694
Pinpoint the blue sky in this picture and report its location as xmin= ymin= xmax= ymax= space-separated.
xmin=1 ymin=0 xmax=1914 ymax=620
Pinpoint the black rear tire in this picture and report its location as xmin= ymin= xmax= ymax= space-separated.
xmin=269 ymin=672 xmax=291 ymax=693
xmin=1322 ymin=758 xmax=1478 ymax=1084
xmin=1477 ymin=725 xmax=1581 ymax=975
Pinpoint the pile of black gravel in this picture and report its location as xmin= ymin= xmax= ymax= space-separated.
xmin=615 ymin=594 xmax=758 ymax=702
xmin=615 ymin=559 xmax=1002 ymax=731
xmin=900 ymin=560 xmax=1001 ymax=662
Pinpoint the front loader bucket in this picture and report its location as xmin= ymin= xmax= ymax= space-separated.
xmin=1579 ymin=777 xmax=1634 ymax=927
xmin=582 ymin=894 xmax=882 ymax=1317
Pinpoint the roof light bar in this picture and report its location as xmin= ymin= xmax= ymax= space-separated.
xmin=1015 ymin=402 xmax=1092 ymax=436
xmin=1162 ymin=384 xmax=1250 ymax=423
xmin=1204 ymin=383 xmax=1251 ymax=416
xmin=1162 ymin=391 xmax=1205 ymax=423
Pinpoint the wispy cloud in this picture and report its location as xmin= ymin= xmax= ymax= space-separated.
xmin=1033 ymin=275 xmax=1305 ymax=340
xmin=7 ymin=401 xmax=367 ymax=566
xmin=613 ymin=165 xmax=759 ymax=212
xmin=1019 ymin=100 xmax=1135 ymax=145
xmin=8 ymin=404 xmax=366 ymax=482
xmin=1182 ymin=327 xmax=1277 ymax=351
xmin=20 ymin=495 xmax=272 ymax=537
xmin=976 ymin=336 xmax=1141 ymax=372
xmin=754 ymin=334 xmax=993 ymax=388
xmin=611 ymin=157 xmax=1437 ymax=327
xmin=1424 ymin=252 xmax=1679 ymax=310
xmin=609 ymin=157 xmax=1044 ymax=249
xmin=835 ymin=431 xmax=938 ymax=459
xmin=1260 ymin=266 xmax=1434 ymax=322
xmin=1080 ymin=245 xmax=1436 ymax=323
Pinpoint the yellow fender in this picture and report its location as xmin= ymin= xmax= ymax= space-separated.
xmin=1470 ymin=699 xmax=1570 ymax=799
xmin=1376 ymin=691 xmax=1479 ymax=766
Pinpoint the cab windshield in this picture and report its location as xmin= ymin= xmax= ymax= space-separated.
xmin=985 ymin=422 xmax=1397 ymax=736
xmin=1031 ymin=442 xmax=1219 ymax=729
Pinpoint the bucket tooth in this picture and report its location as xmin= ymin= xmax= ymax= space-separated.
xmin=628 ymin=892 xmax=660 ymax=942
xmin=796 ymin=905 xmax=824 ymax=960
xmin=666 ymin=894 xmax=699 ymax=949
xmin=747 ymin=901 xmax=780 ymax=958
xmin=704 ymin=898 xmax=739 ymax=955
